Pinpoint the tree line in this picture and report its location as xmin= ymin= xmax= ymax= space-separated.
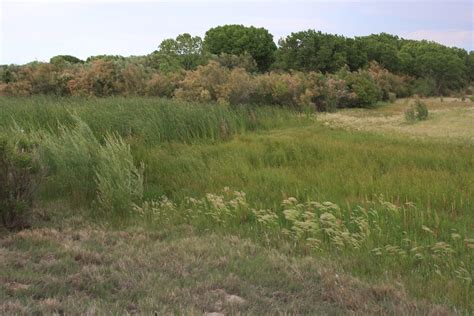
xmin=1 ymin=25 xmax=473 ymax=105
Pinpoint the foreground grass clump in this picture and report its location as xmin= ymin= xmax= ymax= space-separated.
xmin=38 ymin=116 xmax=144 ymax=219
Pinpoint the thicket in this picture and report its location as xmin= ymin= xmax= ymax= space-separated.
xmin=0 ymin=59 xmax=412 ymax=110
xmin=0 ymin=26 xmax=472 ymax=107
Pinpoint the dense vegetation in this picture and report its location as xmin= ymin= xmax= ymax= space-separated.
xmin=1 ymin=24 xmax=473 ymax=314
xmin=1 ymin=26 xmax=472 ymax=105
xmin=0 ymin=96 xmax=472 ymax=311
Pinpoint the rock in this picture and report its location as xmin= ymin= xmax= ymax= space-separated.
xmin=224 ymin=294 xmax=246 ymax=305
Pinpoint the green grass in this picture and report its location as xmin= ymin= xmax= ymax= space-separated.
xmin=0 ymin=96 xmax=472 ymax=312
xmin=140 ymin=124 xmax=473 ymax=221
xmin=0 ymin=96 xmax=299 ymax=144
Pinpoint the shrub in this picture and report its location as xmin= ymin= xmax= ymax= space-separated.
xmin=218 ymin=67 xmax=255 ymax=105
xmin=344 ymin=70 xmax=382 ymax=107
xmin=212 ymin=53 xmax=258 ymax=72
xmin=315 ymin=75 xmax=355 ymax=111
xmin=415 ymin=99 xmax=429 ymax=120
xmin=0 ymin=132 xmax=41 ymax=229
xmin=146 ymin=73 xmax=177 ymax=97
xmin=118 ymin=63 xmax=148 ymax=96
xmin=405 ymin=99 xmax=429 ymax=123
xmin=367 ymin=62 xmax=411 ymax=99
xmin=174 ymin=61 xmax=229 ymax=102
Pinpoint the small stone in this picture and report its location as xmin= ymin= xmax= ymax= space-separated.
xmin=225 ymin=294 xmax=246 ymax=305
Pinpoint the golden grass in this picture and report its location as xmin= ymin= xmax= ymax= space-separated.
xmin=318 ymin=97 xmax=474 ymax=143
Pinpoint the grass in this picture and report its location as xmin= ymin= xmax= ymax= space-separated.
xmin=0 ymin=206 xmax=451 ymax=314
xmin=319 ymin=97 xmax=474 ymax=143
xmin=0 ymin=96 xmax=472 ymax=313
xmin=0 ymin=96 xmax=298 ymax=144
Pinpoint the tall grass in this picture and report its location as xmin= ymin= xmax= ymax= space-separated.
xmin=0 ymin=96 xmax=300 ymax=144
xmin=37 ymin=115 xmax=144 ymax=219
xmin=95 ymin=133 xmax=144 ymax=218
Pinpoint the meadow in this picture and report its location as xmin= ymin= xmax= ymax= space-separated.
xmin=1 ymin=96 xmax=473 ymax=314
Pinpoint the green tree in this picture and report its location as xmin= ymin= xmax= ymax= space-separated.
xmin=275 ymin=30 xmax=351 ymax=73
xmin=466 ymin=51 xmax=474 ymax=82
xmin=50 ymin=55 xmax=84 ymax=66
xmin=86 ymin=55 xmax=126 ymax=63
xmin=204 ymin=25 xmax=277 ymax=72
xmin=156 ymin=33 xmax=205 ymax=71
xmin=345 ymin=38 xmax=368 ymax=71
xmin=399 ymin=41 xmax=467 ymax=94
xmin=356 ymin=33 xmax=401 ymax=72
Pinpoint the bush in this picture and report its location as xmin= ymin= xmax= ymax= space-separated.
xmin=174 ymin=61 xmax=230 ymax=103
xmin=415 ymin=99 xmax=429 ymax=120
xmin=218 ymin=67 xmax=256 ymax=105
xmin=344 ymin=70 xmax=382 ymax=107
xmin=405 ymin=99 xmax=429 ymax=123
xmin=0 ymin=132 xmax=41 ymax=229
xmin=146 ymin=73 xmax=177 ymax=97
xmin=212 ymin=52 xmax=258 ymax=73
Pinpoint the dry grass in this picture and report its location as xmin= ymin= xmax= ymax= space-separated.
xmin=0 ymin=211 xmax=453 ymax=315
xmin=318 ymin=97 xmax=474 ymax=143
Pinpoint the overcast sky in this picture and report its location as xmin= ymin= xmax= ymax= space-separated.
xmin=0 ymin=0 xmax=472 ymax=65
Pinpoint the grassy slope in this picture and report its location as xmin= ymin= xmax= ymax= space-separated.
xmin=1 ymin=96 xmax=473 ymax=313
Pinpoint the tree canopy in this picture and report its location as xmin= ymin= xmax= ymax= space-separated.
xmin=399 ymin=41 xmax=467 ymax=94
xmin=204 ymin=25 xmax=277 ymax=72
xmin=275 ymin=30 xmax=355 ymax=73
xmin=156 ymin=33 xmax=205 ymax=71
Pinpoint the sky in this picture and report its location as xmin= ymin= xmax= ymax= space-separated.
xmin=0 ymin=0 xmax=472 ymax=65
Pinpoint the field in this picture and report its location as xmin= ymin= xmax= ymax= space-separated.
xmin=1 ymin=96 xmax=473 ymax=314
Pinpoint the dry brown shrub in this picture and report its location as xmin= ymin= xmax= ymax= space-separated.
xmin=174 ymin=61 xmax=229 ymax=102
xmin=218 ymin=67 xmax=255 ymax=105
